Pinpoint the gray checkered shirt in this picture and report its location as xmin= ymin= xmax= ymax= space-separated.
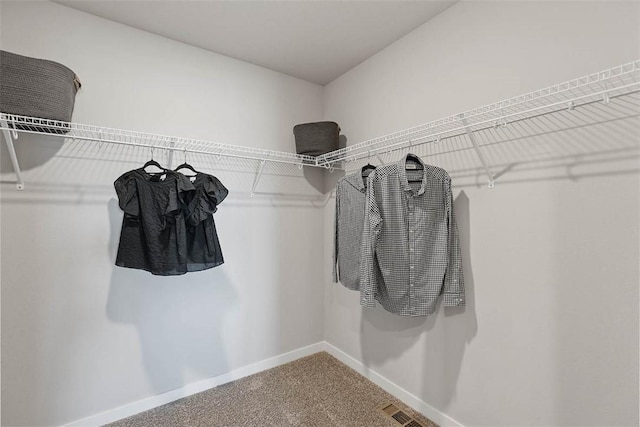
xmin=360 ymin=154 xmax=464 ymax=316
xmin=333 ymin=170 xmax=371 ymax=290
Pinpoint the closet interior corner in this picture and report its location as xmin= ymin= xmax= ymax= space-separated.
xmin=1 ymin=1 xmax=638 ymax=427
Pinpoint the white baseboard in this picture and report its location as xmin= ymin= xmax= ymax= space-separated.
xmin=64 ymin=341 xmax=462 ymax=427
xmin=63 ymin=342 xmax=325 ymax=427
xmin=323 ymin=342 xmax=464 ymax=427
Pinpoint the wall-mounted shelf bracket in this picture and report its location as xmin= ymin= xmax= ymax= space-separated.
xmin=167 ymin=137 xmax=178 ymax=168
xmin=251 ymin=159 xmax=267 ymax=197
xmin=460 ymin=115 xmax=496 ymax=188
xmin=0 ymin=119 xmax=25 ymax=190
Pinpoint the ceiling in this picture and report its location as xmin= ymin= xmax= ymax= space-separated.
xmin=53 ymin=0 xmax=456 ymax=85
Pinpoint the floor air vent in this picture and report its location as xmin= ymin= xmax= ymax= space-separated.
xmin=379 ymin=403 xmax=424 ymax=427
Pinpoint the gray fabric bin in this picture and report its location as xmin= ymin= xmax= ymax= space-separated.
xmin=293 ymin=121 xmax=340 ymax=157
xmin=0 ymin=50 xmax=81 ymax=134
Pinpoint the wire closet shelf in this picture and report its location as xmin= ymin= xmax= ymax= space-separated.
xmin=1 ymin=59 xmax=639 ymax=190
xmin=315 ymin=59 xmax=640 ymax=187
xmin=0 ymin=114 xmax=322 ymax=191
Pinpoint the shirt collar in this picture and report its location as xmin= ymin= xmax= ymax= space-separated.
xmin=397 ymin=153 xmax=427 ymax=196
xmin=345 ymin=168 xmax=369 ymax=193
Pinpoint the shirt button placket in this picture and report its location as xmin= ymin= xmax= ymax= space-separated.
xmin=409 ymin=199 xmax=415 ymax=307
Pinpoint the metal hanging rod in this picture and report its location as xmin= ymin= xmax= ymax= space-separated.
xmin=0 ymin=59 xmax=638 ymax=190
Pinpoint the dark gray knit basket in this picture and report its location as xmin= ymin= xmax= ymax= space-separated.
xmin=0 ymin=50 xmax=81 ymax=134
xmin=293 ymin=121 xmax=340 ymax=157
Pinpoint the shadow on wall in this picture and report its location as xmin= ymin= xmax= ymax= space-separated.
xmin=421 ymin=191 xmax=477 ymax=409
xmin=303 ymin=134 xmax=349 ymax=194
xmin=0 ymin=131 xmax=327 ymax=204
xmin=339 ymin=95 xmax=640 ymax=188
xmin=106 ymin=198 xmax=238 ymax=393
xmin=0 ymin=132 xmax=64 ymax=174
xmin=321 ymin=134 xmax=348 ymax=194
xmin=0 ymin=134 xmax=338 ymax=209
xmin=359 ymin=191 xmax=477 ymax=408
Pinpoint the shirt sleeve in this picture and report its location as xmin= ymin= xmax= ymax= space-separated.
xmin=168 ymin=173 xmax=196 ymax=216
xmin=205 ymin=176 xmax=229 ymax=208
xmin=332 ymin=184 xmax=341 ymax=283
xmin=186 ymin=175 xmax=228 ymax=226
xmin=442 ymin=176 xmax=465 ymax=307
xmin=360 ymin=173 xmax=382 ymax=307
xmin=114 ymin=173 xmax=139 ymax=217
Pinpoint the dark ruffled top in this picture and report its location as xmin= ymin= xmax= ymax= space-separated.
xmin=182 ymin=173 xmax=229 ymax=272
xmin=114 ymin=169 xmax=194 ymax=275
xmin=114 ymin=168 xmax=228 ymax=275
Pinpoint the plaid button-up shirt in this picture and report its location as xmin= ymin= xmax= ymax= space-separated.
xmin=360 ymin=154 xmax=464 ymax=316
xmin=333 ymin=170 xmax=373 ymax=290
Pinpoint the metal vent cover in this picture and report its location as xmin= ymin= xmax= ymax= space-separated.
xmin=392 ymin=411 xmax=412 ymax=424
xmin=379 ymin=403 xmax=424 ymax=427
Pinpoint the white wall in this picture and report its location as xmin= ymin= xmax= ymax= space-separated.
xmin=323 ymin=1 xmax=639 ymax=426
xmin=0 ymin=1 xmax=325 ymax=426
xmin=2 ymin=1 xmax=639 ymax=426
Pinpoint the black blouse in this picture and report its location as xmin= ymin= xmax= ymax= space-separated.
xmin=114 ymin=168 xmax=195 ymax=275
xmin=182 ymin=173 xmax=229 ymax=272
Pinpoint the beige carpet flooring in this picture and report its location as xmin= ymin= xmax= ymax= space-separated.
xmin=107 ymin=351 xmax=438 ymax=427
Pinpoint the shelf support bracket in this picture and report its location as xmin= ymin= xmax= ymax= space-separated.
xmin=460 ymin=116 xmax=496 ymax=188
xmin=251 ymin=160 xmax=267 ymax=197
xmin=0 ymin=120 xmax=25 ymax=190
xmin=167 ymin=137 xmax=177 ymax=168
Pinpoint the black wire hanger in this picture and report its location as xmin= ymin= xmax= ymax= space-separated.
xmin=362 ymin=151 xmax=377 ymax=178
xmin=361 ymin=162 xmax=376 ymax=177
xmin=174 ymin=149 xmax=199 ymax=176
xmin=142 ymin=147 xmax=167 ymax=173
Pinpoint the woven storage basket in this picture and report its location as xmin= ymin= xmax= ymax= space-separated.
xmin=293 ymin=121 xmax=340 ymax=157
xmin=0 ymin=50 xmax=81 ymax=134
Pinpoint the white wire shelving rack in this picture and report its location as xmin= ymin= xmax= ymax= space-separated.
xmin=1 ymin=59 xmax=639 ymax=191
xmin=0 ymin=114 xmax=323 ymax=192
xmin=316 ymin=59 xmax=640 ymax=187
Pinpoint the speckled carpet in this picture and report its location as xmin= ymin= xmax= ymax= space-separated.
xmin=107 ymin=351 xmax=438 ymax=427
